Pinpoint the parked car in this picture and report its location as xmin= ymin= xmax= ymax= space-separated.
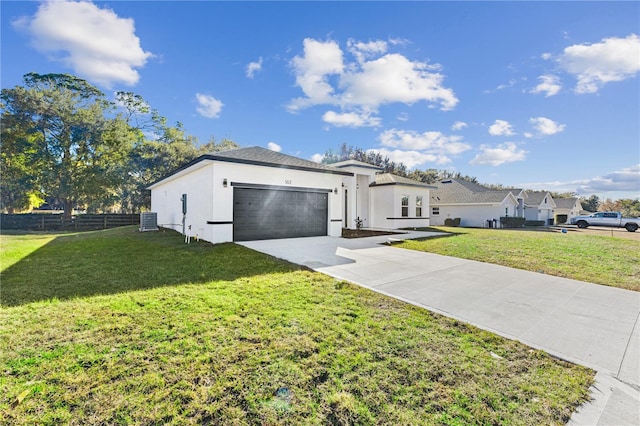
xmin=570 ymin=212 xmax=640 ymax=232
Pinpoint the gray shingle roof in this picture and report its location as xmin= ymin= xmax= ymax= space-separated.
xmin=430 ymin=179 xmax=516 ymax=204
xmin=554 ymin=198 xmax=579 ymax=209
xmin=210 ymin=147 xmax=352 ymax=175
xmin=370 ymin=173 xmax=437 ymax=188
xmin=522 ymin=191 xmax=551 ymax=207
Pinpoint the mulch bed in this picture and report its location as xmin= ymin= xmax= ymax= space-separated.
xmin=341 ymin=229 xmax=405 ymax=239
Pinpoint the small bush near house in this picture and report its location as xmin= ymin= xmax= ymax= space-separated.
xmin=500 ymin=217 xmax=526 ymax=228
xmin=556 ymin=214 xmax=568 ymax=224
xmin=444 ymin=218 xmax=460 ymax=227
xmin=525 ymin=220 xmax=546 ymax=227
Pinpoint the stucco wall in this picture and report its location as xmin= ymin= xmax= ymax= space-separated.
xmin=431 ymin=199 xmax=518 ymax=228
xmin=370 ymin=185 xmax=430 ymax=229
xmin=151 ymin=160 xmax=345 ymax=244
xmin=525 ymin=195 xmax=555 ymax=223
xmin=150 ymin=163 xmax=215 ymax=242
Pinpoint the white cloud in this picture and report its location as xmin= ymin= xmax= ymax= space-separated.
xmin=368 ymin=148 xmax=451 ymax=168
xmin=13 ymin=0 xmax=152 ymax=88
xmin=347 ymin=39 xmax=388 ymax=63
xmin=397 ymin=112 xmax=409 ymax=122
xmin=531 ymin=74 xmax=562 ymax=97
xmin=379 ymin=129 xmax=471 ymax=155
xmin=522 ymin=165 xmax=640 ymax=196
xmin=530 ymin=117 xmax=565 ymax=136
xmin=195 ymin=93 xmax=224 ymax=118
xmin=288 ymin=38 xmax=458 ymax=124
xmin=267 ymin=142 xmax=281 ymax=152
xmin=541 ymin=52 xmax=553 ymax=60
xmin=488 ymin=120 xmax=515 ymax=136
xmin=470 ymin=142 xmax=527 ymax=166
xmin=557 ymin=34 xmax=640 ymax=94
xmin=576 ymin=164 xmax=640 ymax=194
xmin=288 ymin=38 xmax=344 ymax=112
xmin=322 ymin=110 xmax=381 ymax=128
xmin=339 ymin=53 xmax=457 ymax=110
xmin=310 ymin=153 xmax=324 ymax=163
xmin=451 ymin=121 xmax=467 ymax=131
xmin=246 ymin=57 xmax=263 ymax=79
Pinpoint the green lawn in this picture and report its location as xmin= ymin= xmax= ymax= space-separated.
xmin=1 ymin=227 xmax=593 ymax=424
xmin=398 ymin=227 xmax=640 ymax=291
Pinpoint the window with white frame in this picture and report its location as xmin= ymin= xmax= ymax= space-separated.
xmin=432 ymin=207 xmax=440 ymax=215
xmin=416 ymin=196 xmax=423 ymax=217
xmin=401 ymin=195 xmax=409 ymax=217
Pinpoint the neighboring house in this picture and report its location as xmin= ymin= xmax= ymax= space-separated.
xmin=553 ymin=198 xmax=583 ymax=224
xmin=522 ymin=191 xmax=556 ymax=224
xmin=148 ymin=147 xmax=434 ymax=244
xmin=429 ymin=179 xmax=522 ymax=228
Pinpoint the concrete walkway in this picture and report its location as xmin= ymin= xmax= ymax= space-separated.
xmin=240 ymin=231 xmax=640 ymax=425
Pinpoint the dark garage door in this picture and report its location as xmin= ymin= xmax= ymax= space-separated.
xmin=233 ymin=188 xmax=328 ymax=241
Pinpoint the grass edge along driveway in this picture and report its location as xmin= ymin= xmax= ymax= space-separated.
xmin=397 ymin=226 xmax=640 ymax=292
xmin=1 ymin=227 xmax=593 ymax=425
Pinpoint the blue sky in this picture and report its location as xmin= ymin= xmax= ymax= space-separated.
xmin=2 ymin=1 xmax=639 ymax=200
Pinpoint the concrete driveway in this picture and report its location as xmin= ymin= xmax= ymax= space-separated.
xmin=239 ymin=232 xmax=640 ymax=425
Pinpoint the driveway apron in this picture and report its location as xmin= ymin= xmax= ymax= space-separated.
xmin=239 ymin=232 xmax=640 ymax=425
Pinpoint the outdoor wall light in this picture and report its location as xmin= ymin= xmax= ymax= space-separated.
xmin=223 ymin=178 xmax=228 ymax=187
xmin=334 ymin=187 xmax=338 ymax=194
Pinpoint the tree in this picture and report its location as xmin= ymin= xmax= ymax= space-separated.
xmin=320 ymin=143 xmax=408 ymax=176
xmin=1 ymin=73 xmax=133 ymax=217
xmin=114 ymin=91 xmax=240 ymax=212
xmin=0 ymin=114 xmax=45 ymax=212
xmin=599 ymin=198 xmax=640 ymax=217
xmin=199 ymin=136 xmax=239 ymax=153
xmin=580 ymin=195 xmax=600 ymax=212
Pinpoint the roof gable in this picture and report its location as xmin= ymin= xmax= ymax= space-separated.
xmin=553 ymin=198 xmax=580 ymax=210
xmin=331 ymin=159 xmax=384 ymax=171
xmin=523 ymin=191 xmax=555 ymax=207
xmin=370 ymin=173 xmax=436 ymax=188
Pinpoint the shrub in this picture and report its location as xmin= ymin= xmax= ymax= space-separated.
xmin=452 ymin=217 xmax=461 ymax=227
xmin=525 ymin=220 xmax=545 ymax=227
xmin=500 ymin=217 xmax=526 ymax=228
xmin=556 ymin=214 xmax=568 ymax=224
xmin=444 ymin=218 xmax=453 ymax=226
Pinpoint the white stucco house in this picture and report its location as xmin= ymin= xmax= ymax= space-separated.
xmin=429 ymin=179 xmax=522 ymax=228
xmin=522 ymin=191 xmax=556 ymax=224
xmin=148 ymin=147 xmax=434 ymax=244
xmin=552 ymin=198 xmax=583 ymax=224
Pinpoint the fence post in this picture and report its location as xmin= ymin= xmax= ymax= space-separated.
xmin=104 ymin=215 xmax=108 ymax=229
xmin=41 ymin=215 xmax=45 ymax=231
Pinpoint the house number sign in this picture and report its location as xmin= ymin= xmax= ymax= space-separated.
xmin=285 ymin=180 xmax=292 ymax=184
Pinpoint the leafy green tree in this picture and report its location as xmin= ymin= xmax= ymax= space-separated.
xmin=320 ymin=143 xmax=408 ymax=176
xmin=600 ymin=198 xmax=640 ymax=217
xmin=0 ymin=127 xmax=44 ymax=212
xmin=580 ymin=195 xmax=600 ymax=212
xmin=199 ymin=136 xmax=239 ymax=154
xmin=114 ymin=91 xmax=240 ymax=212
xmin=1 ymin=73 xmax=133 ymax=217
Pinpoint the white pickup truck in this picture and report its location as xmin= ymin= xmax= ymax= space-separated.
xmin=570 ymin=212 xmax=640 ymax=232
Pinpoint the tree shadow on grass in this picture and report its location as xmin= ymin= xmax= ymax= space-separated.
xmin=1 ymin=227 xmax=302 ymax=307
